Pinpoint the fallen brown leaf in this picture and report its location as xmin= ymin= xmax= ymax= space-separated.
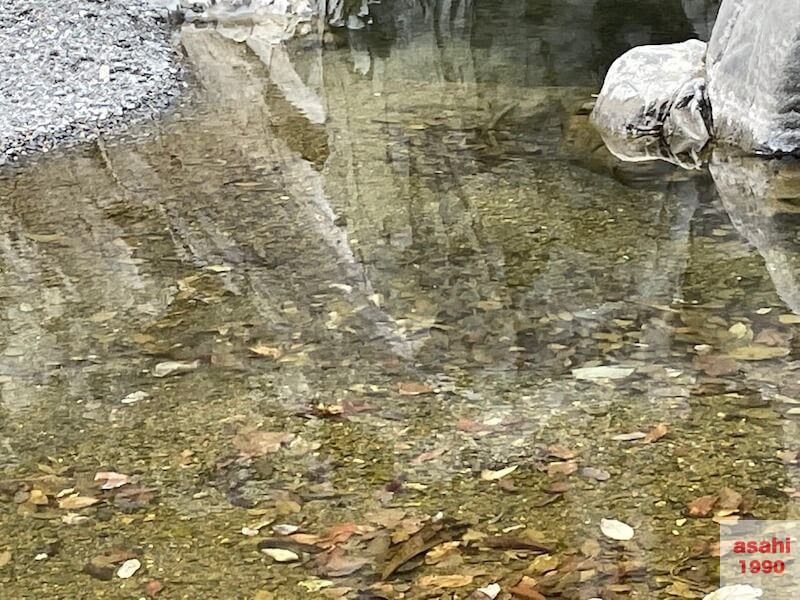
xmin=319 ymin=522 xmax=359 ymax=548
xmin=718 ymin=487 xmax=743 ymax=511
xmin=381 ymin=521 xmax=453 ymax=579
xmin=547 ymin=444 xmax=576 ymax=460
xmin=754 ymin=328 xmax=792 ymax=347
xmin=418 ymin=574 xmax=474 ymax=589
xmin=457 ymin=418 xmax=488 ymax=433
xmin=233 ymin=430 xmax=295 ymax=456
xmin=143 ymin=580 xmax=165 ymax=598
xmin=509 ymin=575 xmax=546 ymax=600
xmin=411 ymin=447 xmax=447 ymax=465
xmin=317 ymin=548 xmax=368 ymax=577
xmin=397 ymin=382 xmax=434 ymax=396
xmin=480 ymin=536 xmax=552 ymax=553
xmin=548 ymin=481 xmax=570 ymax=493
xmin=687 ymin=494 xmax=719 ymax=518
xmin=693 ymin=354 xmax=739 ymax=377
xmin=366 ymin=509 xmax=407 ymax=530
xmin=547 ymin=461 xmax=578 ymax=477
xmin=58 ymin=495 xmax=99 ymax=510
xmin=249 ymin=344 xmax=282 ymax=359
xmin=94 ymin=471 xmax=130 ymax=490
xmin=643 ymin=423 xmax=669 ymax=444
xmin=581 ymin=466 xmax=611 ymax=481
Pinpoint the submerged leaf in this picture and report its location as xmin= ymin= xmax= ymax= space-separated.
xmin=481 ymin=465 xmax=518 ymax=481
xmin=727 ymin=345 xmax=789 ymax=361
xmin=397 ymin=382 xmax=434 ymax=396
xmin=58 ymin=495 xmax=99 ymax=510
xmin=600 ymin=518 xmax=635 ymax=541
xmin=249 ymin=345 xmax=282 ymax=359
xmin=419 ymin=574 xmax=474 ymax=588
xmin=411 ymin=447 xmax=447 ymax=465
xmin=572 ymin=366 xmax=634 ymax=380
xmin=643 ymin=423 xmax=669 ymax=444
xmin=152 ymin=360 xmax=199 ymax=378
xmin=687 ymin=495 xmax=719 ymax=518
xmin=547 ymin=444 xmax=576 ymax=460
xmin=317 ymin=549 xmax=367 ymax=577
xmin=116 ymin=559 xmax=141 ymax=579
xmin=233 ymin=430 xmax=295 ymax=456
xmin=261 ymin=548 xmax=300 ymax=562
xmin=547 ymin=461 xmax=578 ymax=477
xmin=611 ymin=431 xmax=647 ymax=441
xmin=94 ymin=472 xmax=130 ymax=490
xmin=702 ymin=585 xmax=763 ymax=600
xmin=142 ymin=580 xmax=165 ymax=597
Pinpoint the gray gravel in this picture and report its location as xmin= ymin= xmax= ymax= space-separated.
xmin=0 ymin=0 xmax=183 ymax=164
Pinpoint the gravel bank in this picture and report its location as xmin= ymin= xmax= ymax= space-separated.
xmin=0 ymin=0 xmax=182 ymax=164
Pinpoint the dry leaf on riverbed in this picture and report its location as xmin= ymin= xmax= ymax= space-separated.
xmin=411 ymin=447 xmax=447 ymax=464
xmin=261 ymin=548 xmax=300 ymax=562
xmin=397 ymin=382 xmax=434 ymax=396
xmin=152 ymin=360 xmax=199 ymax=377
xmin=581 ymin=466 xmax=610 ymax=481
xmin=643 ymin=423 xmax=669 ymax=444
xmin=249 ymin=344 xmax=282 ymax=359
xmin=509 ymin=576 xmax=546 ymax=600
xmin=726 ymin=345 xmax=790 ymax=361
xmin=468 ymin=583 xmax=501 ymax=600
xmin=233 ymin=430 xmax=295 ymax=456
xmin=0 ymin=550 xmax=11 ymax=568
xmin=702 ymin=584 xmax=763 ymax=600
xmin=419 ymin=574 xmax=474 ymax=589
xmin=693 ymin=354 xmax=739 ymax=377
xmin=687 ymin=495 xmax=719 ymax=518
xmin=718 ymin=487 xmax=743 ymax=511
xmin=142 ymin=580 xmax=164 ymax=597
xmin=317 ymin=548 xmax=367 ymax=577
xmin=572 ymin=365 xmax=635 ymax=380
xmin=381 ymin=521 xmax=452 ymax=579
xmin=611 ymin=431 xmax=647 ymax=441
xmin=94 ymin=472 xmax=130 ymax=490
xmin=547 ymin=444 xmax=576 ymax=459
xmin=57 ymin=495 xmax=99 ymax=510
xmin=481 ymin=465 xmax=518 ymax=481
xmin=479 ymin=535 xmax=552 ymax=553
xmin=547 ymin=461 xmax=578 ymax=477
xmin=600 ymin=518 xmax=635 ymax=541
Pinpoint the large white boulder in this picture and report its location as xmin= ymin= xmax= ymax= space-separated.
xmin=590 ymin=39 xmax=711 ymax=167
xmin=707 ymin=0 xmax=800 ymax=153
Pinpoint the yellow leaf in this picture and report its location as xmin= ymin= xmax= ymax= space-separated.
xmin=481 ymin=465 xmax=518 ymax=481
xmin=418 ymin=574 xmax=474 ymax=588
xmin=727 ymin=345 xmax=790 ymax=361
xmin=249 ymin=345 xmax=282 ymax=359
xmin=57 ymin=495 xmax=100 ymax=510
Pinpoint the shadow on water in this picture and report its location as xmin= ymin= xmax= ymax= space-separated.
xmin=2 ymin=1 xmax=799 ymax=598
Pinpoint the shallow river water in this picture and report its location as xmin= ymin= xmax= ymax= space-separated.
xmin=3 ymin=1 xmax=800 ymax=599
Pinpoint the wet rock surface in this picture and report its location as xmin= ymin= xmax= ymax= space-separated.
xmin=0 ymin=0 xmax=182 ymax=165
xmin=707 ymin=0 xmax=800 ymax=154
xmin=590 ymin=39 xmax=711 ymax=168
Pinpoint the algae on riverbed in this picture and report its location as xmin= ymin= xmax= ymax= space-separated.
xmin=1 ymin=2 xmax=799 ymax=599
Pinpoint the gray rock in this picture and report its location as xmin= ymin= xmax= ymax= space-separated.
xmin=707 ymin=0 xmax=800 ymax=153
xmin=590 ymin=39 xmax=711 ymax=168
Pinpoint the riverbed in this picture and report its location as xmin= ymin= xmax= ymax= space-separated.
xmin=2 ymin=2 xmax=799 ymax=599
